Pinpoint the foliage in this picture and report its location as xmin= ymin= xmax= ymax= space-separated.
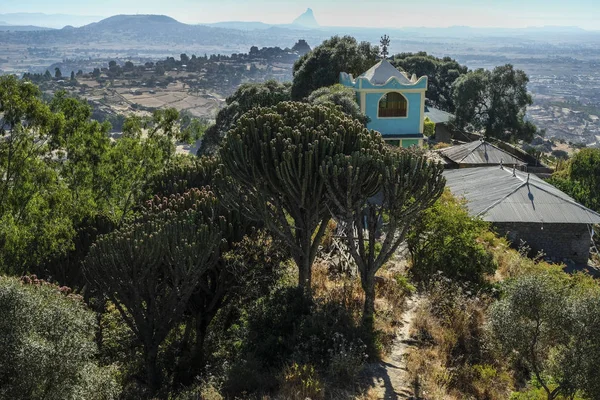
xmin=549 ymin=148 xmax=600 ymax=212
xmin=0 ymin=76 xmax=75 ymax=274
xmin=452 ymin=64 xmax=537 ymax=143
xmin=488 ymin=272 xmax=600 ymax=400
xmin=407 ymin=191 xmax=497 ymax=286
xmin=291 ymin=35 xmax=379 ymax=100
xmin=220 ymin=101 xmax=382 ymax=289
xmin=279 ymin=363 xmax=324 ymax=400
xmin=227 ymin=285 xmax=367 ymax=396
xmin=0 ymin=78 xmax=205 ymax=285
xmin=424 ymin=116 xmax=436 ymax=137
xmin=83 ymin=188 xmax=225 ymax=393
xmin=323 ymin=148 xmax=445 ymax=329
xmin=198 ymin=80 xmax=291 ymax=155
xmin=307 ymin=84 xmax=368 ymax=124
xmin=0 ymin=275 xmax=119 ymax=400
xmin=391 ymin=52 xmax=468 ymax=112
xmin=406 ymin=278 xmax=509 ymax=400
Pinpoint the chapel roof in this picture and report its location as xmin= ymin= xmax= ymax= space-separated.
xmin=357 ymin=59 xmax=413 ymax=85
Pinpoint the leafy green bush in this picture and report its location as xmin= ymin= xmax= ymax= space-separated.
xmin=488 ymin=272 xmax=600 ymax=400
xmin=407 ymin=191 xmax=496 ymax=286
xmin=223 ymin=286 xmax=367 ymax=396
xmin=0 ymin=275 xmax=120 ymax=400
xmin=423 ymin=116 xmax=436 ymax=137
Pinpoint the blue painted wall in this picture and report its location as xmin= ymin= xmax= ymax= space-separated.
xmin=364 ymin=92 xmax=422 ymax=136
xmin=340 ymin=69 xmax=427 ymax=139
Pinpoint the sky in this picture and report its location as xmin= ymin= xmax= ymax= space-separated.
xmin=1 ymin=0 xmax=599 ymax=29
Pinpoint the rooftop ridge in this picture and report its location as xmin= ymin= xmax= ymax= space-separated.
xmin=457 ymin=140 xmax=484 ymax=163
xmin=478 ymin=168 xmax=600 ymax=223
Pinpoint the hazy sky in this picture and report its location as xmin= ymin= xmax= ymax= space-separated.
xmin=2 ymin=0 xmax=599 ymax=29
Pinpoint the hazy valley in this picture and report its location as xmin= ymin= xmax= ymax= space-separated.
xmin=2 ymin=11 xmax=600 ymax=146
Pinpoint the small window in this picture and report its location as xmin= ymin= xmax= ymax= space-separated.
xmin=378 ymin=92 xmax=407 ymax=118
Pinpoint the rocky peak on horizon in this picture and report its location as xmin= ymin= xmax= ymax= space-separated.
xmin=292 ymin=8 xmax=319 ymax=28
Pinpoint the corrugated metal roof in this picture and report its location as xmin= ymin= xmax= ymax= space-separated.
xmin=358 ymin=60 xmax=412 ymax=85
xmin=443 ymin=167 xmax=600 ymax=224
xmin=440 ymin=140 xmax=527 ymax=166
xmin=424 ymin=106 xmax=454 ymax=124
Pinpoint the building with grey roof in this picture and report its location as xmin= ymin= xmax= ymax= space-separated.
xmin=440 ymin=139 xmax=527 ymax=169
xmin=444 ymin=166 xmax=600 ymax=264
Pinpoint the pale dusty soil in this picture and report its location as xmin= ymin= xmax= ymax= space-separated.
xmin=365 ymin=295 xmax=422 ymax=399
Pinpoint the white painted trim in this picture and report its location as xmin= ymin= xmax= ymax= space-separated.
xmin=419 ymin=93 xmax=425 ymax=133
xmin=360 ymin=92 xmax=366 ymax=114
xmin=356 ymin=75 xmax=427 ymax=88
xmin=356 ymin=88 xmax=426 ymax=94
xmin=377 ymin=91 xmax=409 ymax=120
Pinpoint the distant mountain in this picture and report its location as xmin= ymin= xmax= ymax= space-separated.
xmin=292 ymin=8 xmax=319 ymax=28
xmin=0 ymin=14 xmax=316 ymax=55
xmin=0 ymin=13 xmax=104 ymax=28
xmin=205 ymin=21 xmax=274 ymax=30
xmin=0 ymin=24 xmax=54 ymax=31
xmin=85 ymin=14 xmax=182 ymax=30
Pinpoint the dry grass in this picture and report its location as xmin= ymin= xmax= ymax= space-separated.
xmin=311 ymin=260 xmax=413 ymax=356
xmin=405 ymin=280 xmax=513 ymax=400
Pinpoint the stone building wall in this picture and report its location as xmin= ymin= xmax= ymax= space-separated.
xmin=494 ymin=222 xmax=592 ymax=265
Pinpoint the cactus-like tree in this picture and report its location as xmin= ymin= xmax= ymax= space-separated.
xmin=323 ymin=149 xmax=445 ymax=329
xmin=220 ymin=101 xmax=382 ymax=289
xmin=83 ymin=188 xmax=224 ymax=393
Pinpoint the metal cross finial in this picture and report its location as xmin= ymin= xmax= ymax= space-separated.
xmin=380 ymin=35 xmax=390 ymax=59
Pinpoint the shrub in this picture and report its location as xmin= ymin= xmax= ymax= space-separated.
xmin=279 ymin=363 xmax=324 ymax=400
xmin=407 ymin=191 xmax=496 ymax=286
xmin=488 ymin=272 xmax=600 ymax=400
xmin=424 ymin=116 xmax=436 ymax=137
xmin=0 ymin=275 xmax=120 ymax=400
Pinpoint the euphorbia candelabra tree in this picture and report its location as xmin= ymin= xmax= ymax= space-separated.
xmin=323 ymin=149 xmax=445 ymax=329
xmin=220 ymin=101 xmax=381 ymax=289
xmin=83 ymin=188 xmax=225 ymax=393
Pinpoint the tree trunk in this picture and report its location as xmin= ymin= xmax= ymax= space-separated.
xmin=144 ymin=345 xmax=161 ymax=395
xmin=297 ymin=254 xmax=312 ymax=290
xmin=362 ymin=274 xmax=376 ymax=332
xmin=191 ymin=315 xmax=209 ymax=376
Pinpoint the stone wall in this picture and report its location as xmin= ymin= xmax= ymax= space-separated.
xmin=494 ymin=222 xmax=592 ymax=265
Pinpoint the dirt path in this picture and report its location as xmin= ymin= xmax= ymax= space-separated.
xmin=367 ymin=295 xmax=421 ymax=399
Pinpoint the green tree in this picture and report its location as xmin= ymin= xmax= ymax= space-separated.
xmin=488 ymin=273 xmax=600 ymax=400
xmin=83 ymin=188 xmax=224 ymax=393
xmin=423 ymin=116 xmax=435 ymax=137
xmin=550 ymin=148 xmax=600 ymax=212
xmin=220 ymin=102 xmax=380 ymax=289
xmin=391 ymin=52 xmax=468 ymax=112
xmin=198 ymin=80 xmax=291 ymax=155
xmin=291 ymin=35 xmax=379 ymax=100
xmin=452 ymin=64 xmax=537 ymax=143
xmin=0 ymin=76 xmax=75 ymax=273
xmin=307 ymin=84 xmax=368 ymax=124
xmin=323 ymin=149 xmax=445 ymax=328
xmin=407 ymin=191 xmax=496 ymax=286
xmin=0 ymin=275 xmax=119 ymax=400
xmin=54 ymin=67 xmax=62 ymax=78
xmin=70 ymin=70 xmax=75 ymax=81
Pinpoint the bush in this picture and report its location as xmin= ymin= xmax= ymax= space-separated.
xmin=424 ymin=116 xmax=436 ymax=137
xmin=224 ymin=285 xmax=368 ymax=396
xmin=406 ymin=278 xmax=508 ymax=400
xmin=279 ymin=363 xmax=324 ymax=400
xmin=0 ymin=275 xmax=120 ymax=400
xmin=407 ymin=191 xmax=497 ymax=286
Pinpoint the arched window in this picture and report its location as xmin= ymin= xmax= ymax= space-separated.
xmin=378 ymin=92 xmax=407 ymax=118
